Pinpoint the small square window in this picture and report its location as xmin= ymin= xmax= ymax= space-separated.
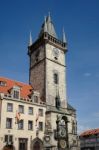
xmin=39 ymin=109 xmax=43 ymax=116
xmin=19 ymin=105 xmax=24 ymax=113
xmin=6 ymin=118 xmax=12 ymax=129
xmin=39 ymin=122 xmax=43 ymax=131
xmin=18 ymin=120 xmax=24 ymax=130
xmin=28 ymin=107 xmax=33 ymax=115
xmin=28 ymin=121 xmax=33 ymax=130
xmin=7 ymin=103 xmax=13 ymax=112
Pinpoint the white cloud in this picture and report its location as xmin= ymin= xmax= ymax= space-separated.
xmin=93 ymin=112 xmax=99 ymax=117
xmin=77 ymin=124 xmax=91 ymax=134
xmin=83 ymin=72 xmax=91 ymax=77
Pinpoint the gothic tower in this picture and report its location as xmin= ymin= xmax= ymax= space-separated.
xmin=28 ymin=13 xmax=67 ymax=109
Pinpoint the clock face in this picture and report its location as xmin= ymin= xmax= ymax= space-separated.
xmin=59 ymin=127 xmax=66 ymax=137
xmin=59 ymin=139 xmax=66 ymax=149
xmin=53 ymin=48 xmax=59 ymax=57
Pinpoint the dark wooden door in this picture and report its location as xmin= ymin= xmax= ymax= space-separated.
xmin=19 ymin=138 xmax=28 ymax=150
xmin=33 ymin=141 xmax=40 ymax=150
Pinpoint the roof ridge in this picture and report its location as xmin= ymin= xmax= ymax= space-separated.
xmin=0 ymin=76 xmax=31 ymax=86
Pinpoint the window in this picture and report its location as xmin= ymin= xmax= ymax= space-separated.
xmin=18 ymin=120 xmax=24 ymax=130
xmin=39 ymin=109 xmax=43 ymax=116
xmin=6 ymin=118 xmax=12 ymax=129
xmin=5 ymin=135 xmax=13 ymax=143
xmin=0 ymin=81 xmax=6 ymax=86
xmin=19 ymin=105 xmax=24 ymax=113
xmin=28 ymin=121 xmax=33 ymax=130
xmin=7 ymin=103 xmax=13 ymax=112
xmin=54 ymin=73 xmax=58 ymax=84
xmin=39 ymin=122 xmax=43 ymax=131
xmin=28 ymin=107 xmax=33 ymax=115
xmin=34 ymin=96 xmax=38 ymax=103
xmin=13 ymin=90 xmax=19 ymax=99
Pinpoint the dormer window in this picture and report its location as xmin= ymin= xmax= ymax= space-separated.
xmin=13 ymin=90 xmax=19 ymax=99
xmin=0 ymin=81 xmax=6 ymax=86
xmin=12 ymin=86 xmax=20 ymax=99
xmin=34 ymin=96 xmax=38 ymax=103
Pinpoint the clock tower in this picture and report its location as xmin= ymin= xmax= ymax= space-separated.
xmin=28 ymin=13 xmax=78 ymax=150
xmin=28 ymin=13 xmax=67 ymax=108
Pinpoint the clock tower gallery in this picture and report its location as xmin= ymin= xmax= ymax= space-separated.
xmin=28 ymin=13 xmax=78 ymax=150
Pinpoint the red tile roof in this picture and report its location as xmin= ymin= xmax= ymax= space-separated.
xmin=0 ymin=77 xmax=33 ymax=99
xmin=80 ymin=128 xmax=99 ymax=137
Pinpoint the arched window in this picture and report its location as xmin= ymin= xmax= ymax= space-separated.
xmin=54 ymin=73 xmax=58 ymax=84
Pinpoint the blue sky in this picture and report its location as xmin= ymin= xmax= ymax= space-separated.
xmin=0 ymin=0 xmax=99 ymax=133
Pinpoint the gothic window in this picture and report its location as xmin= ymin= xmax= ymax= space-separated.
xmin=7 ymin=103 xmax=13 ymax=112
xmin=19 ymin=105 xmax=24 ymax=113
xmin=54 ymin=73 xmax=58 ymax=84
xmin=6 ymin=118 xmax=12 ymax=129
xmin=18 ymin=120 xmax=24 ymax=130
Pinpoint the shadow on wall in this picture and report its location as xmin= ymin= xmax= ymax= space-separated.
xmin=3 ymin=145 xmax=15 ymax=150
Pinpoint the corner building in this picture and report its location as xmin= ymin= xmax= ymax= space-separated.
xmin=0 ymin=14 xmax=79 ymax=150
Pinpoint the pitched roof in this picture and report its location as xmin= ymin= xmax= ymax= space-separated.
xmin=0 ymin=77 xmax=33 ymax=99
xmin=80 ymin=128 xmax=99 ymax=137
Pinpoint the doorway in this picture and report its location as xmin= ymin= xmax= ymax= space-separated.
xmin=19 ymin=138 xmax=28 ymax=150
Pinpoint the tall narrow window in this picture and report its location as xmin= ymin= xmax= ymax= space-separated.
xmin=13 ymin=90 xmax=19 ymax=99
xmin=28 ymin=121 xmax=33 ymax=130
xmin=6 ymin=118 xmax=12 ymax=129
xmin=39 ymin=122 xmax=43 ymax=131
xmin=18 ymin=120 xmax=24 ymax=130
xmin=34 ymin=96 xmax=38 ymax=103
xmin=28 ymin=107 xmax=33 ymax=115
xmin=39 ymin=109 xmax=43 ymax=116
xmin=54 ymin=73 xmax=58 ymax=84
xmin=7 ymin=103 xmax=13 ymax=112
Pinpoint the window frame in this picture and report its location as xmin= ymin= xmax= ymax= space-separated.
xmin=39 ymin=122 xmax=43 ymax=131
xmin=19 ymin=105 xmax=24 ymax=114
xmin=28 ymin=120 xmax=33 ymax=130
xmin=7 ymin=103 xmax=13 ymax=112
xmin=38 ymin=108 xmax=43 ymax=116
xmin=6 ymin=118 xmax=12 ymax=129
xmin=18 ymin=120 xmax=24 ymax=130
xmin=28 ymin=107 xmax=33 ymax=115
xmin=54 ymin=73 xmax=59 ymax=84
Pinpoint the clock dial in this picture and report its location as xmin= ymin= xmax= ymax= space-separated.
xmin=59 ymin=139 xmax=66 ymax=149
xmin=53 ymin=48 xmax=59 ymax=57
xmin=59 ymin=127 xmax=66 ymax=137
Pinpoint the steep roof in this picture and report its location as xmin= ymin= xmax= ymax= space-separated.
xmin=0 ymin=77 xmax=33 ymax=99
xmin=80 ymin=128 xmax=99 ymax=137
xmin=39 ymin=13 xmax=57 ymax=38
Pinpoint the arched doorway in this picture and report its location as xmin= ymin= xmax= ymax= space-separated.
xmin=3 ymin=145 xmax=15 ymax=150
xmin=33 ymin=141 xmax=40 ymax=150
xmin=32 ymin=138 xmax=43 ymax=150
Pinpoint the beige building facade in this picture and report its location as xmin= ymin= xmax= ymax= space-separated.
xmin=0 ymin=13 xmax=79 ymax=150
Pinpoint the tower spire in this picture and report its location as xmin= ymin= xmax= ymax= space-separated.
xmin=44 ymin=16 xmax=47 ymax=32
xmin=29 ymin=31 xmax=32 ymax=46
xmin=48 ymin=12 xmax=51 ymax=22
xmin=62 ymin=28 xmax=67 ymax=43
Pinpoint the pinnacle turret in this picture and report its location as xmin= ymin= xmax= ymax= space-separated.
xmin=29 ymin=32 xmax=32 ymax=46
xmin=62 ymin=28 xmax=67 ymax=43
